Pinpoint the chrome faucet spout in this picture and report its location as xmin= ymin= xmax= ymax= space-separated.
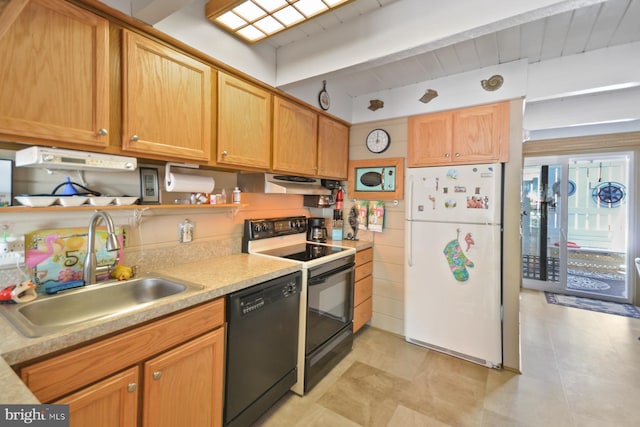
xmin=83 ymin=211 xmax=121 ymax=286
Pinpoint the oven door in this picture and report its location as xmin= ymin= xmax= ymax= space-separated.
xmin=305 ymin=256 xmax=355 ymax=354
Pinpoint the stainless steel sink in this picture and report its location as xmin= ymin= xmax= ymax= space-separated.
xmin=0 ymin=276 xmax=203 ymax=338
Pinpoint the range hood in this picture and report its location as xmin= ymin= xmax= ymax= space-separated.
xmin=15 ymin=146 xmax=137 ymax=171
xmin=238 ymin=173 xmax=331 ymax=195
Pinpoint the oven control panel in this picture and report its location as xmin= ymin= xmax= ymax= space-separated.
xmin=243 ymin=216 xmax=307 ymax=241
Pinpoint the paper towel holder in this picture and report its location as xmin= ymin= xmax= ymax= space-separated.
xmin=165 ymin=162 xmax=199 ymax=191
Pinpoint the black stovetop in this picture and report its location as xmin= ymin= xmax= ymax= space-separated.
xmin=259 ymin=242 xmax=349 ymax=262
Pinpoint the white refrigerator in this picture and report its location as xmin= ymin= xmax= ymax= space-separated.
xmin=405 ymin=163 xmax=502 ymax=368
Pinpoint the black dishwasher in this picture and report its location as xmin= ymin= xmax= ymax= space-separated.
xmin=224 ymin=271 xmax=301 ymax=427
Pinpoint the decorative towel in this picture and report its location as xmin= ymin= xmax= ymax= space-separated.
xmin=354 ymin=200 xmax=368 ymax=230
xmin=367 ymin=201 xmax=385 ymax=232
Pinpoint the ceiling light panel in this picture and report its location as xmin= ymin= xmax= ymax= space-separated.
xmin=205 ymin=0 xmax=355 ymax=43
xmin=254 ymin=0 xmax=288 ymax=12
xmin=294 ymin=0 xmax=328 ymax=18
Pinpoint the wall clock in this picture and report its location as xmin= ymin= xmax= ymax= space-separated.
xmin=366 ymin=128 xmax=391 ymax=154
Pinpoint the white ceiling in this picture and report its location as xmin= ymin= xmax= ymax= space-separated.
xmin=114 ymin=0 xmax=640 ymax=110
xmin=265 ymin=0 xmax=640 ymax=97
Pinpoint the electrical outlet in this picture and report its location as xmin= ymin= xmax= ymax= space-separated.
xmin=0 ymin=236 xmax=25 ymax=267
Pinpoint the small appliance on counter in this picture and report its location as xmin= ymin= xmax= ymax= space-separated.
xmin=307 ymin=217 xmax=328 ymax=243
xmin=303 ymin=194 xmax=333 ymax=208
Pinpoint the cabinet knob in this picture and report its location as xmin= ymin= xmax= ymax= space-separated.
xmin=131 ymin=135 xmax=139 ymax=142
xmin=98 ymin=128 xmax=108 ymax=136
xmin=444 ymin=153 xmax=450 ymax=158
xmin=153 ymin=371 xmax=162 ymax=380
xmin=455 ymin=152 xmax=460 ymax=157
xmin=222 ymin=151 xmax=228 ymax=157
xmin=127 ymin=383 xmax=137 ymax=393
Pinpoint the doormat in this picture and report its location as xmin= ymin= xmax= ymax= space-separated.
xmin=544 ymin=292 xmax=640 ymax=319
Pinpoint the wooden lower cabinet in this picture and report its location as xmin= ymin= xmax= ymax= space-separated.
xmin=143 ymin=329 xmax=224 ymax=427
xmin=21 ymin=299 xmax=225 ymax=427
xmin=354 ymin=247 xmax=373 ymax=333
xmin=55 ymin=367 xmax=139 ymax=427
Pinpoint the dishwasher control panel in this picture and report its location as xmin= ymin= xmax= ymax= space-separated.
xmin=237 ymin=275 xmax=300 ymax=316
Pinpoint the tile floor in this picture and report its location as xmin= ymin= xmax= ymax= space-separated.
xmin=255 ymin=289 xmax=640 ymax=426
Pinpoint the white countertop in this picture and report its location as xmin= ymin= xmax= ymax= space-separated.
xmin=0 ymin=253 xmax=301 ymax=404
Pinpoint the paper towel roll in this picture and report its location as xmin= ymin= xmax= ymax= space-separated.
xmin=165 ymin=173 xmax=215 ymax=193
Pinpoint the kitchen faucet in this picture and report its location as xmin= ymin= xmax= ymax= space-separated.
xmin=83 ymin=210 xmax=121 ymax=286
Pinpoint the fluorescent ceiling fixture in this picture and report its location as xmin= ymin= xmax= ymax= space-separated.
xmin=254 ymin=15 xmax=285 ymax=34
xmin=295 ymin=0 xmax=328 ymax=17
xmin=273 ymin=6 xmax=304 ymax=26
xmin=205 ymin=0 xmax=354 ymax=43
xmin=216 ymin=11 xmax=246 ymax=30
xmin=254 ymin=0 xmax=288 ymax=12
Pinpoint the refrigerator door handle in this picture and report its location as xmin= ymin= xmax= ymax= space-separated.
xmin=406 ymin=175 xmax=413 ymax=220
xmin=407 ymin=220 xmax=413 ymax=267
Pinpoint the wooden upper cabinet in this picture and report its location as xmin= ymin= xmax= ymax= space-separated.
xmin=121 ymin=29 xmax=212 ymax=161
xmin=317 ymin=116 xmax=349 ymax=180
xmin=408 ymin=111 xmax=453 ymax=167
xmin=0 ymin=0 xmax=110 ymax=147
xmin=272 ymin=97 xmax=318 ymax=176
xmin=216 ymin=72 xmax=271 ymax=169
xmin=453 ymin=102 xmax=509 ymax=163
xmin=408 ymin=101 xmax=509 ymax=167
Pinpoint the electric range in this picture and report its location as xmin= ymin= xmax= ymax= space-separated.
xmin=242 ymin=216 xmax=356 ymax=395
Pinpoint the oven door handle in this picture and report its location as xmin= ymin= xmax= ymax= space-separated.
xmin=308 ymin=264 xmax=354 ymax=286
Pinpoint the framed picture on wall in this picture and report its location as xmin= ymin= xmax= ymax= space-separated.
xmin=348 ymin=157 xmax=404 ymax=200
xmin=139 ymin=167 xmax=160 ymax=204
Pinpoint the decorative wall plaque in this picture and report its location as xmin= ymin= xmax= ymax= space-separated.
xmin=481 ymin=74 xmax=504 ymax=91
xmin=419 ymin=89 xmax=439 ymax=103
xmin=368 ymin=99 xmax=384 ymax=111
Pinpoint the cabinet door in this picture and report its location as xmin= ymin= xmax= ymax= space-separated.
xmin=272 ymin=97 xmax=318 ymax=176
xmin=0 ymin=0 xmax=109 ymax=147
xmin=143 ymin=328 xmax=225 ymax=427
xmin=55 ymin=367 xmax=138 ymax=427
xmin=407 ymin=111 xmax=453 ymax=167
xmin=122 ymin=29 xmax=211 ymax=161
xmin=452 ymin=102 xmax=509 ymax=163
xmin=317 ymin=116 xmax=349 ymax=180
xmin=217 ymin=72 xmax=271 ymax=169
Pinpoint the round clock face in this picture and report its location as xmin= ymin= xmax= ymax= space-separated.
xmin=366 ymin=129 xmax=390 ymax=153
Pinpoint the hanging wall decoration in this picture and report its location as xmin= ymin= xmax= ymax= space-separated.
xmin=318 ymin=80 xmax=330 ymax=111
xmin=481 ymin=74 xmax=504 ymax=91
xmin=419 ymin=89 xmax=439 ymax=103
xmin=368 ymin=99 xmax=384 ymax=111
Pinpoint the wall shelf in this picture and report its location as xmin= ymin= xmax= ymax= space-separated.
xmin=1 ymin=203 xmax=248 ymax=213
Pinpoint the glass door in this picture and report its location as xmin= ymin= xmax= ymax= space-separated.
xmin=522 ymin=154 xmax=632 ymax=303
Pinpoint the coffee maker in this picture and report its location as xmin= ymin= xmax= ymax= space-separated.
xmin=307 ymin=217 xmax=328 ymax=243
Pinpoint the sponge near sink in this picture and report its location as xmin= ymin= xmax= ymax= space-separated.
xmin=111 ymin=265 xmax=133 ymax=281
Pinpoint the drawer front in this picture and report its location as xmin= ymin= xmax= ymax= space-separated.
xmin=353 ymin=297 xmax=372 ymax=333
xmin=21 ymin=298 xmax=225 ymax=402
xmin=354 ymin=261 xmax=373 ymax=282
xmin=354 ymin=275 xmax=373 ymax=307
xmin=355 ymin=248 xmax=373 ymax=265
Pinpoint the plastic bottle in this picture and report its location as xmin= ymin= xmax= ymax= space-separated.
xmin=232 ymin=187 xmax=241 ymax=204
